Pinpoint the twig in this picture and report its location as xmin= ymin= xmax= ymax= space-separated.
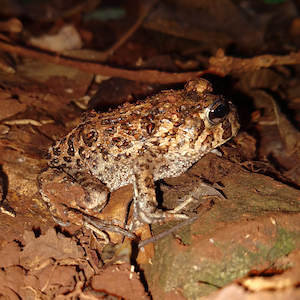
xmin=0 ymin=39 xmax=202 ymax=84
xmin=104 ymin=0 xmax=158 ymax=58
xmin=209 ymin=48 xmax=300 ymax=76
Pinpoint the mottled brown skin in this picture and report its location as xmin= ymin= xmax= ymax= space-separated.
xmin=39 ymin=78 xmax=240 ymax=229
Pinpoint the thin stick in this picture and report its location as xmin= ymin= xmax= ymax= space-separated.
xmin=0 ymin=39 xmax=202 ymax=84
xmin=104 ymin=0 xmax=158 ymax=58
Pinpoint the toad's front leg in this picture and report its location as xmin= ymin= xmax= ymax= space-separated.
xmin=130 ymin=157 xmax=188 ymax=230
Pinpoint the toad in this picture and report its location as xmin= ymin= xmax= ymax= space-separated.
xmin=39 ymin=78 xmax=240 ymax=230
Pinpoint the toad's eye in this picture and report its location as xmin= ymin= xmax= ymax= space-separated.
xmin=206 ymin=99 xmax=229 ymax=125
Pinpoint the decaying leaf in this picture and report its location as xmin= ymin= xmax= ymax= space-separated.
xmin=20 ymin=228 xmax=85 ymax=269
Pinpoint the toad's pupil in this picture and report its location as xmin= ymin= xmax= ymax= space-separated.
xmin=213 ymin=103 xmax=228 ymax=119
xmin=208 ymin=101 xmax=229 ymax=124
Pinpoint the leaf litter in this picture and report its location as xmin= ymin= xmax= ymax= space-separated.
xmin=0 ymin=0 xmax=300 ymax=299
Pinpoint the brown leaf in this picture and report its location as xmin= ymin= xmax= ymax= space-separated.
xmin=20 ymin=228 xmax=85 ymax=269
xmin=92 ymin=262 xmax=150 ymax=300
xmin=0 ymin=241 xmax=21 ymax=268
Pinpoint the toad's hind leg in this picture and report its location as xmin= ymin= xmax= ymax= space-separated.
xmin=130 ymin=157 xmax=188 ymax=230
xmin=73 ymin=171 xmax=109 ymax=212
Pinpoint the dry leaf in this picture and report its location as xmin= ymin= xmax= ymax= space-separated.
xmin=20 ymin=228 xmax=85 ymax=269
